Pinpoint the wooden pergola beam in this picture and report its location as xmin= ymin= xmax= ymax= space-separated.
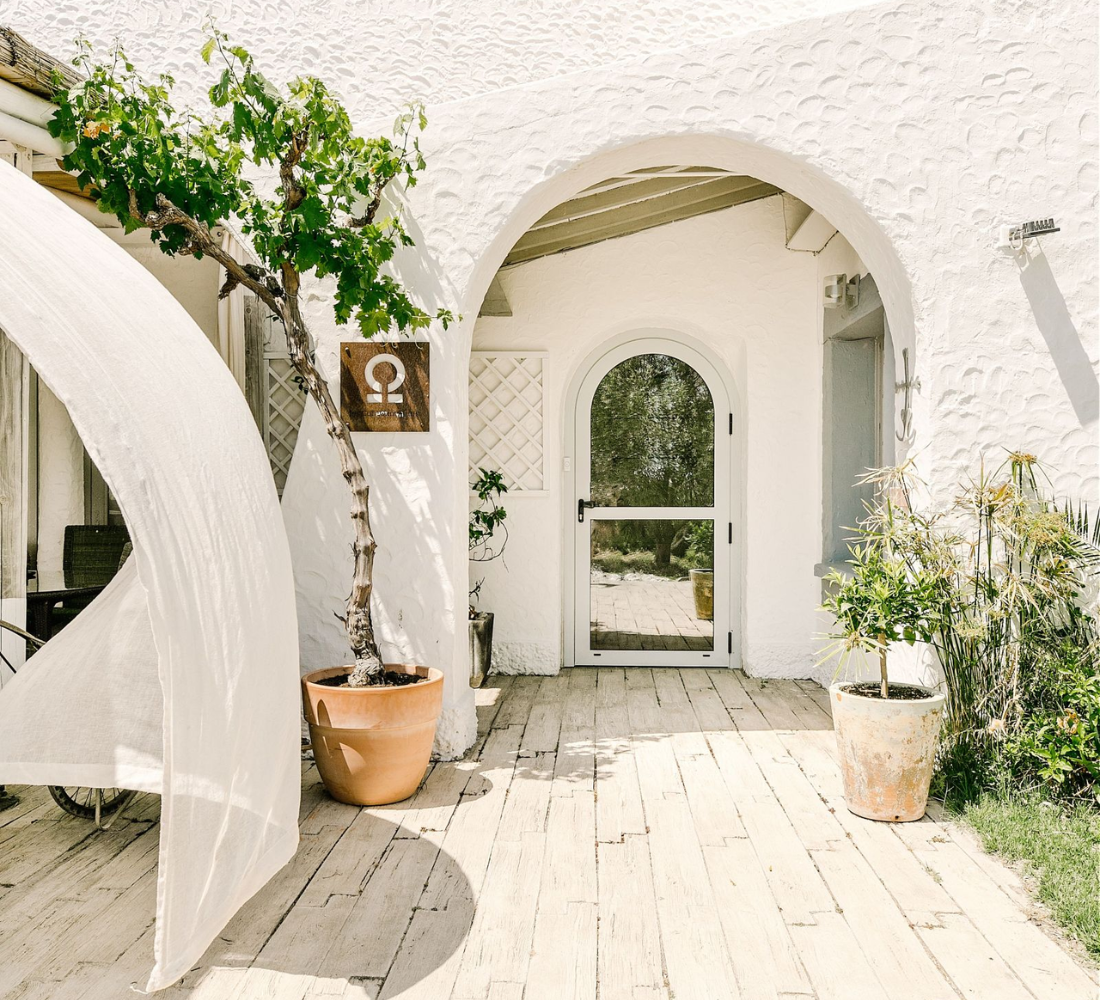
xmin=0 ymin=27 xmax=80 ymax=100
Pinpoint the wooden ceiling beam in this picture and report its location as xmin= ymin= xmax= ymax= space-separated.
xmin=504 ymin=179 xmax=779 ymax=265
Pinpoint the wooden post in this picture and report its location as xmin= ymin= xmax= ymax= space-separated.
xmin=0 ymin=327 xmax=28 ymax=675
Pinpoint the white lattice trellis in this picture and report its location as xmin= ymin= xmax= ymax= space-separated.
xmin=469 ymin=352 xmax=548 ymax=492
xmin=265 ymin=356 xmax=305 ymax=495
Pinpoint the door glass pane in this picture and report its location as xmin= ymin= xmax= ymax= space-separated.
xmin=590 ymin=354 xmax=714 ymax=507
xmin=590 ymin=519 xmax=714 ymax=651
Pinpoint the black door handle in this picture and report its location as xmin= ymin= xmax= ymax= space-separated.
xmin=577 ymin=499 xmax=595 ymax=522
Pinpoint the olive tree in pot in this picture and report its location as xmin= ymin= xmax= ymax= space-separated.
xmin=468 ymin=469 xmax=508 ymax=687
xmin=821 ymin=469 xmax=945 ymax=822
xmin=51 ymin=33 xmax=454 ymax=805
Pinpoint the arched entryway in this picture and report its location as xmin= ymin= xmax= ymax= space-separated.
xmin=462 ymin=140 xmax=909 ymax=681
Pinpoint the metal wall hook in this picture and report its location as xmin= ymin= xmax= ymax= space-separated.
xmin=895 ymin=348 xmax=921 ymax=441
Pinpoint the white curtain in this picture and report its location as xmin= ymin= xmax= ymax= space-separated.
xmin=0 ymin=161 xmax=301 ymax=991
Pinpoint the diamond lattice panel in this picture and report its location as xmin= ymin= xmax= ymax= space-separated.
xmin=469 ymin=353 xmax=547 ymax=492
xmin=266 ymin=357 xmax=305 ymax=495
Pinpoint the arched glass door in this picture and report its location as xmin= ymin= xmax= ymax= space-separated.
xmin=573 ymin=339 xmax=731 ymax=667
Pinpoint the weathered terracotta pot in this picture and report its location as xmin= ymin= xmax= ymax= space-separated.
xmin=689 ymin=568 xmax=714 ymax=621
xmin=830 ymin=682 xmax=945 ymax=822
xmin=302 ymin=664 xmax=443 ymax=806
xmin=469 ymin=612 xmax=494 ymax=688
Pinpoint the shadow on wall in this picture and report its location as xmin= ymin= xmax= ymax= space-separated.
xmin=1018 ymin=249 xmax=1099 ymax=428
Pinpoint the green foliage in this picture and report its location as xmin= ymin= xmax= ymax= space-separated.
xmin=684 ymin=520 xmax=714 ymax=567
xmin=1001 ymin=658 xmax=1100 ymax=801
xmin=839 ymin=455 xmax=1100 ymax=804
xmin=47 ymin=30 xmax=452 ymax=337
xmin=819 ymin=482 xmax=940 ymax=688
xmin=822 ymin=542 xmax=938 ymax=660
xmin=469 ymin=468 xmax=508 ymax=561
xmin=590 ymin=354 xmax=714 ymax=508
xmin=588 ymin=353 xmax=714 ymax=563
xmin=590 ymin=547 xmax=706 ymax=580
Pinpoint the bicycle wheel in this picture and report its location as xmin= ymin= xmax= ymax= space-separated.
xmin=47 ymin=786 xmax=135 ymax=821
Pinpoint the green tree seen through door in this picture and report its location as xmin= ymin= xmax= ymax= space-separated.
xmin=590 ymin=354 xmax=714 ymax=566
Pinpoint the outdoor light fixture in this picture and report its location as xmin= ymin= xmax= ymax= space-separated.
xmin=997 ymin=217 xmax=1060 ymax=251
xmin=823 ymin=273 xmax=860 ymax=309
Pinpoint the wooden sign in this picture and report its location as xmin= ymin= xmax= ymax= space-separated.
xmin=341 ymin=342 xmax=430 ymax=432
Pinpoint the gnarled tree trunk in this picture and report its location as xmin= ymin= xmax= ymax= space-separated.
xmin=280 ymin=280 xmax=383 ymax=686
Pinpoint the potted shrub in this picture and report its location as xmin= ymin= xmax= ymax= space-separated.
xmin=821 ymin=474 xmax=945 ymax=822
xmin=468 ymin=469 xmax=508 ymax=687
xmin=52 ymin=33 xmax=455 ymax=804
xmin=684 ymin=522 xmax=714 ymax=620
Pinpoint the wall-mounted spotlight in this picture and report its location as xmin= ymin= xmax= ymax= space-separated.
xmin=823 ymin=273 xmax=860 ymax=309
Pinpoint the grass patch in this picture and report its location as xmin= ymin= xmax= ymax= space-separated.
xmin=955 ymin=793 xmax=1100 ymax=958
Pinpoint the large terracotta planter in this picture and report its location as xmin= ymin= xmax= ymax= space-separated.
xmin=830 ymin=682 xmax=945 ymax=822
xmin=302 ymin=664 xmax=443 ymax=806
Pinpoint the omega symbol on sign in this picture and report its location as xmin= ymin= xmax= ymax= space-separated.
xmin=364 ymin=353 xmax=405 ymax=403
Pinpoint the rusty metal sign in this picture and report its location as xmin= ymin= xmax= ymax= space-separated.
xmin=340 ymin=342 xmax=430 ymax=432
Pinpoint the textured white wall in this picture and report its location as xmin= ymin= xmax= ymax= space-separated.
xmin=11 ymin=0 xmax=1097 ymax=757
xmin=471 ymin=197 xmax=847 ymax=678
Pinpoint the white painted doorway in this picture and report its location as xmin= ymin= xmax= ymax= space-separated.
xmin=571 ymin=337 xmax=733 ymax=667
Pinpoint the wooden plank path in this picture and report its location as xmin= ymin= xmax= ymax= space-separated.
xmin=0 ymin=671 xmax=1095 ymax=999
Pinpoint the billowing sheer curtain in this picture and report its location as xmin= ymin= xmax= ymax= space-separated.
xmin=0 ymin=161 xmax=301 ymax=991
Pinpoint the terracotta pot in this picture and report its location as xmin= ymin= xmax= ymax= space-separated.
xmin=689 ymin=568 xmax=714 ymax=621
xmin=830 ymin=682 xmax=945 ymax=822
xmin=302 ymin=664 xmax=443 ymax=806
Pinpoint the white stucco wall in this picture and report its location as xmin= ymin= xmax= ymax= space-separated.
xmin=471 ymin=197 xmax=855 ymax=677
xmin=11 ymin=0 xmax=1098 ymax=757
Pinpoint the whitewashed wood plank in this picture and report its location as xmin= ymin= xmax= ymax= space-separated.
xmin=913 ymin=912 xmax=1036 ymax=1000
xmin=525 ymin=901 xmax=597 ymax=1000
xmin=418 ymin=724 xmax=523 ymax=911
xmin=450 ymin=831 xmax=545 ymax=999
xmin=320 ymin=835 xmax=443 ymax=980
xmin=521 ymin=676 xmax=564 ymax=755
xmin=495 ymin=751 xmax=554 ymax=842
xmin=298 ymin=812 xmax=399 ymax=906
xmin=553 ymin=669 xmax=597 ymax=795
xmin=477 ymin=676 xmax=512 ymax=735
xmin=703 ymin=840 xmax=813 ymax=1000
xmin=705 ymin=730 xmax=834 ymax=923
xmin=597 ymin=838 xmax=665 ymax=1000
xmin=638 ymin=776 xmax=737 ymax=1000
xmin=494 ymin=676 xmax=539 ymax=729
xmin=707 ymin=669 xmax=772 ymax=731
xmin=811 ymin=846 xmax=956 ymax=1000
xmin=383 ymin=758 xmax=480 ymax=840
xmin=777 ymin=728 xmax=960 ymax=921
xmin=787 ymin=911 xmax=888 ymax=1000
xmin=594 ymin=668 xmax=646 ymax=843
xmin=377 ymin=906 xmax=472 ymax=1000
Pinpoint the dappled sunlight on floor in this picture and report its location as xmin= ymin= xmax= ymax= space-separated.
xmin=1 ymin=670 xmax=1095 ymax=999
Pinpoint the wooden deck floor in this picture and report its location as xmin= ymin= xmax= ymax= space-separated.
xmin=1 ymin=669 xmax=1095 ymax=1000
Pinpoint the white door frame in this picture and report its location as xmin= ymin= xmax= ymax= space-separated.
xmin=563 ymin=332 xmax=740 ymax=668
